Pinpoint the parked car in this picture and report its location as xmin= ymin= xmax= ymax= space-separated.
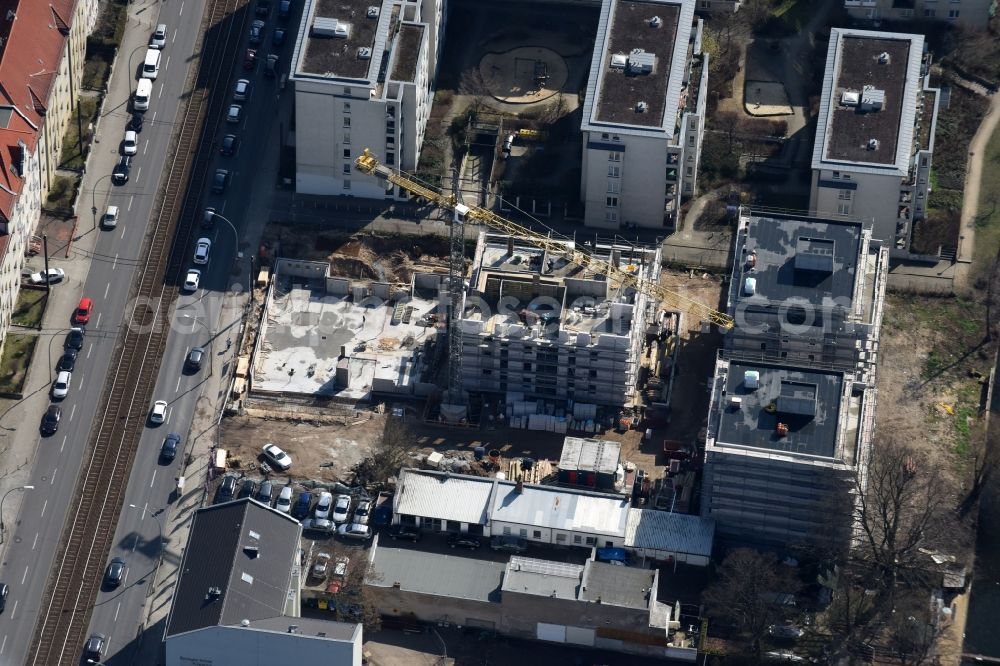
xmin=233 ymin=78 xmax=250 ymax=101
xmin=193 ymin=237 xmax=212 ymax=265
xmin=185 ymin=347 xmax=204 ymax=372
xmin=243 ymin=48 xmax=257 ymax=70
xmin=278 ymin=0 xmax=291 ymax=18
xmin=332 ymin=494 xmax=351 ymax=523
xmin=256 ymin=479 xmax=274 ymax=504
xmin=84 ymin=634 xmax=106 ymax=661
xmin=312 ymin=552 xmax=331 ymax=578
xmin=314 ymin=491 xmax=333 ymax=520
xmin=57 ymin=349 xmax=77 ymax=372
xmin=262 ymin=443 xmax=292 ymax=470
xmin=122 ymin=130 xmax=138 ymax=155
xmin=0 ymin=583 xmax=7 ymax=612
xmin=337 ymin=523 xmax=371 ymax=540
xmin=130 ymin=111 xmax=144 ymax=132
xmin=226 ymin=104 xmax=242 ymax=124
xmin=74 ymin=297 xmax=93 ymax=324
xmin=29 ymin=268 xmax=65 ymax=284
xmin=149 ymin=23 xmax=168 ymax=49
xmin=265 ymin=54 xmax=279 ymax=77
xmin=292 ymin=491 xmax=313 ymax=519
xmin=301 ymin=518 xmax=334 ymax=534
xmin=389 ymin=524 xmax=421 ymax=541
xmin=353 ymin=499 xmax=372 ymax=525
xmin=149 ymin=399 xmax=168 ymax=425
xmin=112 ymin=155 xmax=131 ymax=184
xmin=220 ymin=134 xmax=238 ymax=156
xmin=272 ymin=27 xmax=286 ymax=47
xmin=490 ymin=535 xmax=528 ymax=554
xmin=255 ymin=0 xmax=271 ymax=17
xmin=447 ymin=533 xmax=481 ymax=550
xmin=104 ymin=557 xmax=125 ymax=588
xmin=102 ymin=205 xmax=120 ymax=228
xmin=217 ymin=475 xmax=238 ymax=502
xmin=275 ymin=485 xmax=293 ymax=513
xmin=211 ymin=169 xmax=229 ymax=193
xmin=769 ymin=624 xmax=805 ymax=640
xmin=65 ymin=327 xmax=84 ymax=350
xmin=52 ymin=370 xmax=71 ymax=399
xmin=40 ymin=404 xmax=62 ymax=435
xmin=201 ymin=207 xmax=216 ymax=228
xmin=183 ymin=268 xmax=201 ymax=292
xmin=237 ymin=478 xmax=257 ymax=499
xmin=160 ymin=433 xmax=180 ymax=462
xmin=249 ymin=19 xmax=265 ymax=44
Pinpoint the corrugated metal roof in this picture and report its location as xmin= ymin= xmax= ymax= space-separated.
xmin=558 ymin=437 xmax=621 ymax=474
xmin=491 ymin=482 xmax=630 ymax=537
xmin=624 ymin=508 xmax=714 ymax=557
xmin=395 ymin=469 xmax=494 ymax=525
xmin=502 ymin=556 xmax=583 ymax=599
xmin=368 ymin=546 xmax=504 ymax=602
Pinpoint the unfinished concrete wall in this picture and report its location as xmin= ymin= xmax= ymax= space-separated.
xmin=327 ymin=277 xmax=351 ymax=296
xmin=276 ymin=258 xmax=329 ymax=279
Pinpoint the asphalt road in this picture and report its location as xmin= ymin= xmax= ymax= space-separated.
xmin=0 ymin=0 xmax=213 ymax=662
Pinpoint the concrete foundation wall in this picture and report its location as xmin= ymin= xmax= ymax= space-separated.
xmin=276 ymin=258 xmax=330 ymax=279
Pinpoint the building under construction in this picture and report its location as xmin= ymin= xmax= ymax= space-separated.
xmin=701 ymin=210 xmax=889 ymax=550
xmin=457 ymin=232 xmax=661 ymax=408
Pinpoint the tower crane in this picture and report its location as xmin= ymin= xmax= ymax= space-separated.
xmin=356 ymin=149 xmax=735 ymax=329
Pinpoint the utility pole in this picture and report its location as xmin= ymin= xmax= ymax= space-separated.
xmin=42 ymin=234 xmax=51 ymax=304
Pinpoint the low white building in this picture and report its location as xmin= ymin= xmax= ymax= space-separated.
xmin=291 ymin=0 xmax=444 ymax=198
xmin=809 ymin=28 xmax=940 ymax=254
xmin=843 ymin=0 xmax=995 ymax=29
xmin=579 ymin=0 xmax=708 ymax=229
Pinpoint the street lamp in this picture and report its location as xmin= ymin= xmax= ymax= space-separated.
xmin=0 ymin=485 xmax=35 ymax=543
xmin=206 ymin=209 xmax=242 ymax=260
xmin=90 ymin=173 xmax=113 ymax=229
xmin=129 ymin=503 xmax=164 ymax=569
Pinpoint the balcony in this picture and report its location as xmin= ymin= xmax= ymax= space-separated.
xmin=844 ymin=0 xmax=877 ymax=6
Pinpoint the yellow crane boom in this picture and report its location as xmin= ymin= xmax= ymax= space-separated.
xmin=355 ymin=149 xmax=735 ymax=330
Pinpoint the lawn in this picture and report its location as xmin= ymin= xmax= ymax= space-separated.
xmin=970 ymin=112 xmax=1000 ymax=281
xmin=12 ymin=289 xmax=47 ymax=328
xmin=44 ymin=174 xmax=80 ymax=217
xmin=58 ymin=96 xmax=99 ymax=170
xmin=0 ymin=334 xmax=38 ymax=396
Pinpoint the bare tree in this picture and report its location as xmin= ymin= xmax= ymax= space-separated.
xmin=854 ymin=439 xmax=949 ymax=589
xmin=349 ymin=417 xmax=411 ymax=487
xmin=884 ymin=591 xmax=942 ymax=666
xmin=715 ymin=111 xmax=741 ymax=153
xmin=702 ymin=548 xmax=801 ymax=652
xmin=459 ymin=68 xmax=490 ymax=112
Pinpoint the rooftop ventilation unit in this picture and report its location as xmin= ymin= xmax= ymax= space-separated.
xmin=650 ymin=15 xmax=662 ymax=27
xmin=206 ymin=587 xmax=222 ymax=600
xmin=636 ymin=100 xmax=648 ymax=113
xmin=841 ymin=90 xmax=860 ymax=107
xmin=312 ymin=17 xmax=351 ymax=38
xmin=358 ymin=47 xmax=372 ymax=59
xmin=878 ymin=51 xmax=891 ymax=64
xmin=610 ymin=53 xmax=628 ymax=70
xmin=627 ymin=48 xmax=655 ymax=75
xmin=744 ymin=370 xmax=760 ymax=389
xmin=367 ymin=5 xmax=380 ymax=18
xmin=743 ymin=276 xmax=756 ymax=296
xmin=860 ymin=85 xmax=884 ymax=112
xmin=868 ymin=138 xmax=880 ymax=150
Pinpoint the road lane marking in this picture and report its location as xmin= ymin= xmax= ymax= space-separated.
xmin=105 ymin=282 xmax=110 ymax=298
xmin=21 ymin=566 xmax=28 ymax=584
xmin=1 ymin=634 xmax=7 ymax=654
xmin=175 ymin=375 xmax=181 ymax=392
xmin=60 ymin=435 xmax=67 ymax=452
xmin=69 ymin=405 xmax=76 ymax=422
xmin=166 ymin=407 xmax=172 ymax=424
xmin=172 ymin=31 xmax=176 ymax=44
xmin=113 ymin=253 xmax=119 ymax=270
xmin=143 ymin=139 xmax=149 ymax=155
xmin=114 ymin=601 xmax=121 ymax=622
xmin=136 ymin=167 xmax=141 ymax=183
xmin=32 ymin=532 xmax=38 ymax=550
xmin=9 ymin=601 xmax=16 ymax=619
xmin=158 ymin=82 xmax=164 ymax=99
xmin=86 ymin=343 xmax=93 ymax=359
xmin=123 ymin=567 xmax=129 ymax=586
xmin=151 ymin=469 xmax=157 ymax=488
xmin=152 ymin=111 xmax=157 ymax=123
xmin=180 ymin=1 xmax=184 ymax=15
xmin=128 ymin=194 xmax=134 ymax=211
xmin=50 ymin=469 xmax=56 ymax=485
xmin=165 ymin=57 xmax=170 ymax=73
xmin=40 ymin=499 xmax=47 ymax=517
xmin=95 ymin=313 xmax=102 ymax=329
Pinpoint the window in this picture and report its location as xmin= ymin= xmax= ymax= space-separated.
xmin=838 ymin=189 xmax=852 ymax=201
xmin=344 ymin=132 xmax=351 ymax=145
xmin=608 ymin=151 xmax=621 ymax=162
xmin=921 ymin=157 xmax=929 ymax=167
xmin=948 ymin=9 xmax=959 ymax=18
xmin=688 ymin=135 xmax=695 ymax=147
xmin=832 ymin=171 xmax=840 ymax=179
xmin=901 ymin=8 xmax=913 ymax=17
xmin=924 ymin=8 xmax=936 ymax=16
xmin=533 ymin=530 xmax=541 ymax=539
xmin=556 ymin=533 xmax=567 ymax=543
xmin=523 ymin=361 xmax=531 ymax=371
xmin=700 ymin=0 xmax=711 ymax=7
xmin=606 ymin=196 xmax=618 ymax=208
xmin=343 ymin=164 xmax=351 ymax=174
xmin=482 ymin=369 xmax=492 ymax=376
xmin=343 ymin=179 xmax=351 ymax=190
xmin=573 ymin=535 xmax=582 ymax=544
xmin=503 ymin=526 xmax=512 ymax=535
xmin=686 ymin=166 xmax=693 ymax=176
xmin=343 ymin=102 xmax=351 ymax=114
xmin=842 ymin=173 xmax=851 ymax=180
xmin=607 ymin=180 xmax=619 ymax=194
xmin=343 ymin=116 xmax=351 ymax=128
xmin=387 ymin=136 xmax=395 ymax=145
xmin=585 ymin=536 xmax=597 ymax=546
xmin=344 ymin=87 xmax=352 ymax=95
xmin=589 ymin=369 xmax=597 ymax=378
xmin=612 ymin=135 xmax=620 ymax=141
xmin=608 ymin=165 xmax=620 ymax=177
xmin=386 ymin=152 xmax=395 ymax=165
xmin=387 ymin=106 xmax=395 ymax=117
xmin=601 ymin=132 xmax=609 ymax=140
xmin=519 ymin=528 xmax=527 ymax=537
xmin=837 ymin=203 xmax=850 ymax=215
xmin=605 ymin=210 xmax=618 ymax=224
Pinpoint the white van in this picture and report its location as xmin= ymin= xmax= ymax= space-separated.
xmin=141 ymin=48 xmax=161 ymax=80
xmin=133 ymin=78 xmax=152 ymax=111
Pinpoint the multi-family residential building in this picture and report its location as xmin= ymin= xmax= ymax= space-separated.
xmin=844 ymin=0 xmax=996 ymax=29
xmin=809 ymin=28 xmax=940 ymax=253
xmin=291 ymin=0 xmax=444 ymax=198
xmin=693 ymin=0 xmax=742 ymax=11
xmin=701 ymin=209 xmax=888 ymax=549
xmin=0 ymin=0 xmax=97 ymax=349
xmin=458 ymin=231 xmax=660 ymax=407
xmin=580 ymin=0 xmax=708 ymax=229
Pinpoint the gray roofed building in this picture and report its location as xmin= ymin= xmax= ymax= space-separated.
xmin=368 ymin=546 xmax=504 ymax=602
xmin=491 ymin=480 xmax=631 ymax=539
xmin=579 ymin=561 xmax=655 ymax=609
xmin=624 ymin=508 xmax=714 ymax=565
xmin=502 ymin=557 xmax=584 ymax=600
xmin=394 ymin=468 xmax=494 ymax=526
xmin=166 ymin=499 xmax=303 ymax=637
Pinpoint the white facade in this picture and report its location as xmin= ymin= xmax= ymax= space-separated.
xmin=167 ymin=623 xmax=362 ymax=666
xmin=844 ymin=0 xmax=995 ymax=29
xmin=0 ymin=145 xmax=41 ymax=346
xmin=809 ymin=28 xmax=939 ymax=251
xmin=291 ymin=0 xmax=444 ymax=198
xmin=580 ymin=0 xmax=708 ymax=229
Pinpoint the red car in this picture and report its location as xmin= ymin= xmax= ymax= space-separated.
xmin=74 ymin=297 xmax=93 ymax=325
xmin=243 ymin=48 xmax=257 ymax=71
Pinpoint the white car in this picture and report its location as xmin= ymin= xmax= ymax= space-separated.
xmin=314 ymin=491 xmax=333 ymax=520
xmin=193 ymin=238 xmax=211 ymax=265
xmin=275 ymin=485 xmax=293 ymax=513
xmin=353 ymin=499 xmax=372 ymax=525
xmin=52 ymin=370 xmax=71 ymax=399
xmin=262 ymin=443 xmax=292 ymax=470
xmin=28 ymin=268 xmax=65 ymax=285
xmin=149 ymin=400 xmax=168 ymax=424
xmin=337 ymin=523 xmax=371 ymax=540
xmin=183 ymin=268 xmax=201 ymax=292
xmin=123 ymin=130 xmax=138 ymax=155
xmin=332 ymin=494 xmax=351 ymax=524
xmin=103 ymin=205 xmax=119 ymax=228
xmin=226 ymin=104 xmax=242 ymax=123
xmin=149 ymin=23 xmax=167 ymax=49
xmin=311 ymin=552 xmax=331 ymax=579
xmin=301 ymin=517 xmax=334 ymax=534
xmin=233 ymin=78 xmax=250 ymax=101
